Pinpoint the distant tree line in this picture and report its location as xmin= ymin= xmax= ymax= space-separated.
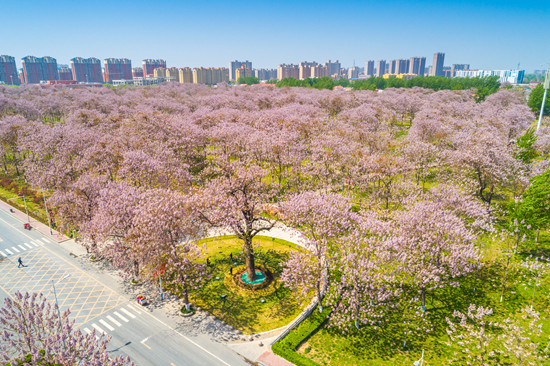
xmin=237 ymin=76 xmax=260 ymax=85
xmin=275 ymin=75 xmax=501 ymax=101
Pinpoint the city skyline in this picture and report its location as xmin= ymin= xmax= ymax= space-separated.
xmin=1 ymin=0 xmax=548 ymax=73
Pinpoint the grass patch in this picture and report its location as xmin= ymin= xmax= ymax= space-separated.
xmin=188 ymin=235 xmax=306 ymax=334
xmin=294 ymin=231 xmax=550 ymax=365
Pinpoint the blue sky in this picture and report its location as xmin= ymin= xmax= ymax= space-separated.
xmin=2 ymin=0 xmax=549 ymax=72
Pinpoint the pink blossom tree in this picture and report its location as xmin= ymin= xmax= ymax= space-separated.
xmin=0 ymin=291 xmax=133 ymax=365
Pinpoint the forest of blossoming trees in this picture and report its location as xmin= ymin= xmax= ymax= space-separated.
xmin=1 ymin=82 xmax=550 ymax=364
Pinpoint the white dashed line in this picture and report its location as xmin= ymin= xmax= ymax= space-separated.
xmin=120 ymin=308 xmax=136 ymax=319
xmin=24 ymin=243 xmax=32 ymax=249
xmin=99 ymin=319 xmax=114 ymax=331
xmin=92 ymin=323 xmax=106 ymax=335
xmin=128 ymin=304 xmax=142 ymax=314
xmin=31 ymin=240 xmax=42 ymax=246
xmin=31 ymin=242 xmax=39 ymax=247
xmin=0 ymin=250 xmax=6 ymax=257
xmin=18 ymin=245 xmax=26 ymax=251
xmin=5 ymin=249 xmax=13 ymax=255
xmin=106 ymin=315 xmax=121 ymax=327
xmin=11 ymin=247 xmax=20 ymax=253
xmin=113 ymin=312 xmax=129 ymax=322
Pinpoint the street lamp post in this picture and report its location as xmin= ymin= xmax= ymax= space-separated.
xmin=7 ymin=196 xmax=30 ymax=223
xmin=537 ymin=65 xmax=550 ymax=130
xmin=37 ymin=187 xmax=53 ymax=235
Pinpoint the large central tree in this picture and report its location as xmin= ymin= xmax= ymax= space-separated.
xmin=198 ymin=162 xmax=279 ymax=282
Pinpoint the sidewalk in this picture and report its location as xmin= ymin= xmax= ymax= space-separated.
xmin=0 ymin=199 xmax=68 ymax=242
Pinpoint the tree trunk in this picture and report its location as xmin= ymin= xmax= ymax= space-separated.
xmin=181 ymin=275 xmax=191 ymax=310
xmin=536 ymin=228 xmax=540 ymax=243
xmin=244 ymin=236 xmax=257 ymax=282
xmin=134 ymin=260 xmax=139 ymax=280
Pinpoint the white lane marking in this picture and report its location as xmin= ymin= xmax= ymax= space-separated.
xmin=0 ymin=217 xmax=33 ymax=240
xmin=18 ymin=245 xmax=26 ymax=251
xmin=11 ymin=247 xmax=20 ymax=253
xmin=24 ymin=243 xmax=33 ymax=249
xmin=31 ymin=242 xmax=39 ymax=247
xmin=106 ymin=315 xmax=121 ymax=327
xmin=138 ymin=308 xmax=233 ymax=366
xmin=39 ymin=238 xmax=51 ymax=243
xmin=99 ymin=319 xmax=114 ymax=331
xmin=0 ymin=250 xmax=6 ymax=257
xmin=92 ymin=323 xmax=106 ymax=334
xmin=5 ymin=249 xmax=13 ymax=255
xmin=113 ymin=312 xmax=129 ymax=322
xmin=128 ymin=304 xmax=142 ymax=314
xmin=120 ymin=308 xmax=136 ymax=319
xmin=31 ymin=240 xmax=43 ymax=246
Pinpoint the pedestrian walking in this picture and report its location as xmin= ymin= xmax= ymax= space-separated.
xmin=230 ymin=266 xmax=233 ymax=275
xmin=17 ymin=257 xmax=24 ymax=268
xmin=206 ymin=257 xmax=210 ymax=266
xmin=230 ymin=252 xmax=233 ymax=261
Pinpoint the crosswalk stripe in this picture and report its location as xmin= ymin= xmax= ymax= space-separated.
xmin=113 ymin=312 xmax=129 ymax=322
xmin=120 ymin=308 xmax=136 ymax=319
xmin=18 ymin=245 xmax=26 ymax=251
xmin=92 ymin=323 xmax=106 ymax=334
xmin=31 ymin=242 xmax=39 ymax=247
xmin=5 ymin=249 xmax=13 ymax=255
xmin=39 ymin=238 xmax=50 ymax=243
xmin=31 ymin=240 xmax=42 ymax=246
xmin=99 ymin=319 xmax=114 ymax=331
xmin=106 ymin=315 xmax=122 ymax=327
xmin=128 ymin=304 xmax=142 ymax=314
xmin=24 ymin=243 xmax=33 ymax=249
xmin=0 ymin=251 xmax=6 ymax=257
xmin=11 ymin=247 xmax=20 ymax=253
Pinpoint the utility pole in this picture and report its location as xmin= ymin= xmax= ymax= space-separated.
xmin=537 ymin=67 xmax=550 ymax=130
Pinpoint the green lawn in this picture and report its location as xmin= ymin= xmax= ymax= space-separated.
xmin=292 ymin=231 xmax=550 ymax=365
xmin=187 ymin=235 xmax=306 ymax=334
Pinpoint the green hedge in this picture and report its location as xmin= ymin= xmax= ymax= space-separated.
xmin=272 ymin=306 xmax=331 ymax=366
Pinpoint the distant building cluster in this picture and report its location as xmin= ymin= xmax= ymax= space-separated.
xmin=0 ymin=53 xmax=530 ymax=87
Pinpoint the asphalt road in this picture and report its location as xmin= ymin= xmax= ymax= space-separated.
xmin=0 ymin=209 xmax=252 ymax=366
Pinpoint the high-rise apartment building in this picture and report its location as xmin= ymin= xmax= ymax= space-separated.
xmin=430 ymin=52 xmax=445 ymax=76
xmin=298 ymin=61 xmax=319 ymax=79
xmin=0 ymin=55 xmax=19 ymax=85
xmin=132 ymin=68 xmax=144 ymax=78
xmin=398 ymin=59 xmax=409 ymax=74
xmin=409 ymin=57 xmax=426 ymax=76
xmin=103 ymin=58 xmax=132 ymax=82
xmin=165 ymin=67 xmax=179 ymax=81
xmin=348 ymin=67 xmax=359 ymax=79
xmin=277 ymin=64 xmax=299 ymax=80
xmin=179 ymin=67 xmax=193 ymax=83
xmin=153 ymin=68 xmax=166 ymax=77
xmin=365 ymin=60 xmax=375 ymax=76
xmin=323 ymin=60 xmax=341 ymax=78
xmin=254 ymin=68 xmax=277 ymax=80
xmin=70 ymin=57 xmax=102 ymax=83
xmin=236 ymin=65 xmax=253 ymax=80
xmin=142 ymin=59 xmax=166 ymax=77
xmin=21 ymin=56 xmax=59 ymax=84
xmin=229 ymin=60 xmax=252 ymax=81
xmin=389 ymin=60 xmax=398 ymax=74
xmin=58 ymin=67 xmax=73 ymax=81
xmin=376 ymin=60 xmax=386 ymax=77
xmin=192 ymin=67 xmax=228 ymax=85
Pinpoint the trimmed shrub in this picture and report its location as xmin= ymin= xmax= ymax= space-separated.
xmin=272 ymin=306 xmax=330 ymax=366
